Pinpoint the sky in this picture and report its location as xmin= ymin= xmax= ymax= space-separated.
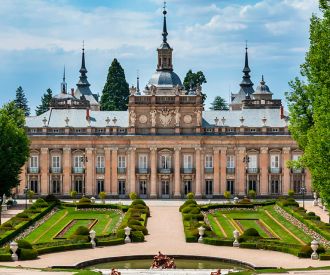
xmin=0 ymin=0 xmax=320 ymax=113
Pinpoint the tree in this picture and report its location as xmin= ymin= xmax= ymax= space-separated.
xmin=100 ymin=58 xmax=129 ymax=111
xmin=14 ymin=86 xmax=30 ymax=116
xmin=183 ymin=70 xmax=207 ymax=102
xmin=0 ymin=102 xmax=30 ymax=224
xmin=35 ymin=88 xmax=53 ymax=116
xmin=210 ymin=96 xmax=229 ymax=110
xmin=285 ymin=1 xmax=330 ymax=205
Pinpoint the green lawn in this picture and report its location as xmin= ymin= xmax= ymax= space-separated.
xmin=24 ymin=207 xmax=121 ymax=244
xmin=208 ymin=206 xmax=313 ymax=245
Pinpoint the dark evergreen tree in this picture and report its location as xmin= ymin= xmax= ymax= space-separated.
xmin=14 ymin=86 xmax=30 ymax=116
xmin=100 ymin=58 xmax=129 ymax=111
xmin=285 ymin=0 xmax=330 ymax=204
xmin=183 ymin=70 xmax=207 ymax=102
xmin=210 ymin=96 xmax=229 ymax=110
xmin=0 ymin=102 xmax=30 ymax=224
xmin=36 ymin=88 xmax=53 ymax=115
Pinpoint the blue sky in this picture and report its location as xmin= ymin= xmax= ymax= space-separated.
xmin=0 ymin=0 xmax=320 ymax=113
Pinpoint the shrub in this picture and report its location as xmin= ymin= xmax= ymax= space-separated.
xmin=223 ymin=191 xmax=231 ymax=200
xmin=17 ymin=240 xmax=33 ymax=249
xmin=99 ymin=192 xmax=106 ymax=203
xmin=179 ymin=199 xmax=197 ymax=211
xmin=73 ymin=226 xmax=90 ymax=236
xmin=1 ymin=222 xmax=14 ymax=230
xmin=239 ymin=197 xmax=251 ymax=204
xmin=130 ymin=225 xmax=148 ymax=235
xmin=116 ymin=229 xmax=125 ymax=239
xmin=298 ymin=244 xmax=325 ymax=258
xmin=0 ymin=254 xmax=12 ymax=261
xmin=44 ymin=194 xmax=60 ymax=204
xmin=78 ymin=197 xmax=91 ymax=205
xmin=128 ymin=220 xmax=142 ymax=226
xmin=27 ymin=190 xmax=35 ymax=202
xmin=243 ymin=228 xmax=260 ymax=237
xmin=131 ymin=199 xmax=146 ymax=206
xmin=19 ymin=248 xmax=38 ymax=260
xmin=129 ymin=192 xmax=138 ymax=200
xmin=16 ymin=213 xmax=30 ymax=219
xmin=70 ymin=190 xmax=78 ymax=200
xmin=131 ymin=231 xmax=145 ymax=242
xmin=248 ymin=190 xmax=256 ymax=199
xmin=307 ymin=212 xmax=316 ymax=216
xmin=34 ymin=198 xmax=48 ymax=207
xmin=186 ymin=192 xmax=195 ymax=199
xmin=288 ymin=189 xmax=295 ymax=197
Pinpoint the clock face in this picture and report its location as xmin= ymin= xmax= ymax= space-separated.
xmin=183 ymin=115 xmax=192 ymax=124
xmin=139 ymin=115 xmax=148 ymax=124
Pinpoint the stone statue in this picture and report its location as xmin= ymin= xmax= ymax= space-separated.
xmin=175 ymin=107 xmax=181 ymax=127
xmin=110 ymin=268 xmax=121 ymax=275
xmin=195 ymin=109 xmax=202 ymax=126
xmin=129 ymin=110 xmax=136 ymax=127
xmin=150 ymin=109 xmax=157 ymax=127
xmin=129 ymin=85 xmax=136 ymax=96
xmin=150 ymin=85 xmax=157 ymax=95
xmin=151 ymin=251 xmax=176 ymax=269
xmin=196 ymin=83 xmax=202 ymax=96
xmin=2 ymin=194 xmax=6 ymax=205
xmin=174 ymin=85 xmax=181 ymax=96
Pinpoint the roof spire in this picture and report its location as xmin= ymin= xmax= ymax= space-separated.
xmin=238 ymin=41 xmax=254 ymax=95
xmin=243 ymin=40 xmax=250 ymax=73
xmin=80 ymin=40 xmax=87 ymax=76
xmin=61 ymin=66 xmax=67 ymax=94
xmin=136 ymin=70 xmax=140 ymax=95
xmin=162 ymin=1 xmax=168 ymax=43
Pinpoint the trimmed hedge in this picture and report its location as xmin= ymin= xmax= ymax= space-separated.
xmin=0 ymin=254 xmax=11 ymax=261
xmin=131 ymin=231 xmax=145 ymax=242
xmin=97 ymin=238 xmax=124 ymax=246
xmin=37 ymin=243 xmax=92 ymax=255
xmin=320 ymin=254 xmax=330 ymax=260
xmin=203 ymin=238 xmax=233 ymax=246
xmin=19 ymin=248 xmax=38 ymax=260
xmin=75 ymin=204 xmax=121 ymax=210
xmin=200 ymin=204 xmax=254 ymax=211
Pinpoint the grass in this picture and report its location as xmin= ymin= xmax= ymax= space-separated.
xmin=208 ymin=205 xmax=313 ymax=245
xmin=24 ymin=207 xmax=121 ymax=244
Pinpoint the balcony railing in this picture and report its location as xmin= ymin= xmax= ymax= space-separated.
xmin=158 ymin=168 xmax=173 ymax=174
xmin=72 ymin=167 xmax=84 ymax=174
xmin=50 ymin=167 xmax=62 ymax=173
xmin=291 ymin=168 xmax=304 ymax=174
xmin=269 ymin=167 xmax=282 ymax=174
xmin=204 ymin=167 xmax=214 ymax=173
xmin=117 ymin=167 xmax=126 ymax=174
xmin=96 ymin=167 xmax=105 ymax=174
xmin=226 ymin=167 xmax=235 ymax=174
xmin=28 ymin=167 xmax=39 ymax=174
xmin=246 ymin=168 xmax=259 ymax=174
xmin=136 ymin=168 xmax=150 ymax=174
xmin=181 ymin=168 xmax=196 ymax=174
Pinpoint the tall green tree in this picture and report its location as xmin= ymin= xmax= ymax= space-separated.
xmin=286 ymin=0 xmax=330 ymax=204
xmin=0 ymin=102 xmax=30 ymax=224
xmin=36 ymin=88 xmax=53 ymax=116
xmin=183 ymin=70 xmax=207 ymax=102
xmin=14 ymin=86 xmax=30 ymax=116
xmin=210 ymin=96 xmax=229 ymax=110
xmin=100 ymin=58 xmax=129 ymax=111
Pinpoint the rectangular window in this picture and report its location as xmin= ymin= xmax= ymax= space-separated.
xmin=74 ymin=156 xmax=83 ymax=168
xmin=52 ymin=179 xmax=61 ymax=194
xmin=227 ymin=180 xmax=235 ymax=194
xmin=292 ymin=155 xmax=300 ymax=161
xmin=96 ymin=155 xmax=105 ymax=168
xmin=248 ymin=155 xmax=257 ymax=169
xmin=97 ymin=180 xmax=104 ymax=193
xmin=139 ymin=180 xmax=147 ymax=195
xmin=118 ymin=180 xmax=126 ymax=195
xmin=30 ymin=180 xmax=38 ymax=193
xmin=205 ymin=155 xmax=213 ymax=168
xmin=226 ymin=155 xmax=235 ymax=168
xmin=139 ymin=154 xmax=148 ymax=169
xmin=118 ymin=156 xmax=126 ymax=168
xmin=183 ymin=155 xmax=193 ymax=169
xmin=52 ymin=156 xmax=60 ymax=168
xmin=270 ymin=155 xmax=280 ymax=168
xmin=160 ymin=155 xmax=171 ymax=169
xmin=30 ymin=156 xmax=38 ymax=168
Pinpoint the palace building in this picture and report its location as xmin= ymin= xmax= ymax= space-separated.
xmin=17 ymin=8 xmax=310 ymax=199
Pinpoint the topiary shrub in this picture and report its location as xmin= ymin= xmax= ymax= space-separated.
xmin=307 ymin=212 xmax=316 ymax=216
xmin=16 ymin=212 xmax=30 ymax=219
xmin=179 ymin=199 xmax=197 ymax=212
xmin=44 ymin=194 xmax=60 ymax=204
xmin=0 ymin=222 xmax=14 ymax=231
xmin=288 ymin=189 xmax=295 ymax=197
xmin=298 ymin=245 xmax=326 ymax=258
xmin=243 ymin=228 xmax=260 ymax=237
xmin=17 ymin=240 xmax=33 ymax=249
xmin=129 ymin=192 xmax=138 ymax=200
xmin=186 ymin=192 xmax=195 ymax=199
xmin=34 ymin=198 xmax=48 ymax=208
xmin=224 ymin=191 xmax=231 ymax=200
xmin=19 ymin=248 xmax=38 ymax=260
xmin=131 ymin=231 xmax=145 ymax=242
xmin=131 ymin=199 xmax=146 ymax=206
xmin=116 ymin=229 xmax=125 ymax=239
xmin=248 ymin=190 xmax=256 ymax=199
xmin=78 ymin=197 xmax=91 ymax=205
xmin=239 ymin=197 xmax=251 ymax=204
xmin=73 ymin=226 xmax=90 ymax=236
xmin=128 ymin=220 xmax=142 ymax=226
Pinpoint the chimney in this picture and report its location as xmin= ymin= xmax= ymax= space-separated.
xmin=71 ymin=88 xmax=74 ymax=96
xmin=86 ymin=108 xmax=90 ymax=120
xmin=280 ymin=106 xmax=284 ymax=119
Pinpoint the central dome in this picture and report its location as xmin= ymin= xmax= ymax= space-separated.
xmin=148 ymin=71 xmax=182 ymax=88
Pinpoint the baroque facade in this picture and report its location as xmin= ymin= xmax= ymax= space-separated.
xmin=17 ymin=8 xmax=310 ymax=198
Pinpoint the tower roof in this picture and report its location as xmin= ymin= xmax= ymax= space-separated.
xmin=239 ymin=43 xmax=254 ymax=95
xmin=253 ymin=75 xmax=273 ymax=95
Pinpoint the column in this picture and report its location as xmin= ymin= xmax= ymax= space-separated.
xmin=18 ymin=164 xmax=26 ymax=195
xmin=213 ymin=147 xmax=220 ymax=195
xmin=104 ymin=147 xmax=111 ymax=194
xmin=220 ymin=147 xmax=227 ymax=195
xmin=282 ymin=147 xmax=291 ymax=195
xmin=259 ymin=147 xmax=269 ymax=195
xmin=174 ymin=147 xmax=181 ymax=198
xmin=111 ymin=148 xmax=118 ymax=196
xmin=40 ymin=148 xmax=49 ymax=195
xmin=150 ymin=147 xmax=157 ymax=198
xmin=85 ymin=148 xmax=94 ymax=195
xmin=237 ymin=147 xmax=246 ymax=195
xmin=195 ymin=146 xmax=202 ymax=198
xmin=63 ymin=147 xmax=71 ymax=195
xmin=129 ymin=147 xmax=136 ymax=193
xmin=305 ymin=169 xmax=312 ymax=194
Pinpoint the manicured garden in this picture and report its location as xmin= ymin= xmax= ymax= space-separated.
xmin=0 ymin=194 xmax=150 ymax=261
xmin=180 ymin=194 xmax=330 ymax=259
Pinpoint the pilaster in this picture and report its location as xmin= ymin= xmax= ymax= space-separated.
xmin=150 ymin=147 xmax=157 ymax=198
xmin=237 ymin=147 xmax=246 ymax=195
xmin=213 ymin=147 xmax=220 ymax=196
xmin=40 ymin=148 xmax=49 ymax=195
xmin=260 ymin=147 xmax=269 ymax=195
xmin=219 ymin=147 xmax=227 ymax=195
xmin=85 ymin=148 xmax=94 ymax=195
xmin=129 ymin=147 xmax=136 ymax=194
xmin=174 ymin=147 xmax=181 ymax=198
xmin=63 ymin=147 xmax=71 ymax=195
xmin=111 ymin=148 xmax=118 ymax=196
xmin=282 ymin=147 xmax=291 ymax=195
xmin=104 ymin=147 xmax=111 ymax=194
xmin=195 ymin=146 xmax=202 ymax=198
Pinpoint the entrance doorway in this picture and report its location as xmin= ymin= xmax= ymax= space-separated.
xmin=184 ymin=180 xmax=192 ymax=195
xmin=118 ymin=180 xmax=126 ymax=197
xmin=74 ymin=179 xmax=83 ymax=194
xmin=139 ymin=180 xmax=147 ymax=198
xmin=161 ymin=180 xmax=170 ymax=198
